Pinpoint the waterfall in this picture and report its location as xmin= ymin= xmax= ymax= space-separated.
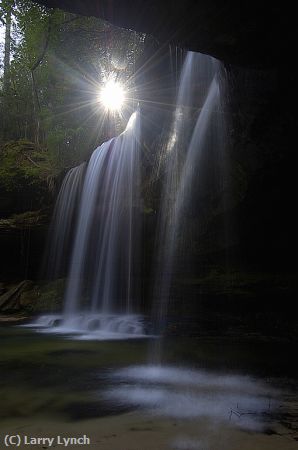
xmin=33 ymin=50 xmax=225 ymax=343
xmin=64 ymin=111 xmax=141 ymax=317
xmin=152 ymin=51 xmax=225 ymax=345
xmin=43 ymin=162 xmax=86 ymax=280
xmin=34 ymin=111 xmax=144 ymax=339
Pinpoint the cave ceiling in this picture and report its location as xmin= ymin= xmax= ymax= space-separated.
xmin=33 ymin=0 xmax=293 ymax=67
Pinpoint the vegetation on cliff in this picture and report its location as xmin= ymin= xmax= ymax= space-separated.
xmin=0 ymin=0 xmax=144 ymax=169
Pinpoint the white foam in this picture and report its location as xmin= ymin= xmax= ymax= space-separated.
xmin=23 ymin=313 xmax=149 ymax=340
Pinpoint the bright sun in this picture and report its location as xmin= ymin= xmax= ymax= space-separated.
xmin=99 ymin=79 xmax=125 ymax=111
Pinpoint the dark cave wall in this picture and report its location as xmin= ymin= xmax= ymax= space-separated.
xmin=189 ymin=62 xmax=297 ymax=270
xmin=225 ymin=64 xmax=296 ymax=270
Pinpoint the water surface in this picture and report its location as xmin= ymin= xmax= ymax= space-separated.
xmin=0 ymin=326 xmax=297 ymax=449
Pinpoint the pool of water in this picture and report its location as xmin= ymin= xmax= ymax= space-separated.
xmin=0 ymin=326 xmax=297 ymax=448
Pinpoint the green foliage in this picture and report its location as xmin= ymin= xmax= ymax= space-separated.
xmin=0 ymin=0 xmax=144 ymax=171
xmin=0 ymin=139 xmax=52 ymax=191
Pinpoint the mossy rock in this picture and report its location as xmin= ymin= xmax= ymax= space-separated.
xmin=0 ymin=140 xmax=50 ymax=190
xmin=0 ymin=140 xmax=55 ymax=216
xmin=0 ymin=210 xmax=50 ymax=230
xmin=21 ymin=279 xmax=66 ymax=314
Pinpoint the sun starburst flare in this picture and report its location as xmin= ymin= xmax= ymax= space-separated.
xmin=98 ymin=79 xmax=126 ymax=111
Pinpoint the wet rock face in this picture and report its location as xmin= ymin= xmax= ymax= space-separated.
xmin=220 ymin=65 xmax=295 ymax=269
xmin=34 ymin=0 xmax=292 ymax=67
xmin=0 ymin=219 xmax=49 ymax=281
xmin=177 ymin=62 xmax=296 ymax=271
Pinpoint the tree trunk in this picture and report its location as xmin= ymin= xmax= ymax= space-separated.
xmin=31 ymin=70 xmax=41 ymax=146
xmin=2 ymin=4 xmax=12 ymax=140
xmin=30 ymin=14 xmax=53 ymax=146
xmin=3 ymin=7 xmax=12 ymax=95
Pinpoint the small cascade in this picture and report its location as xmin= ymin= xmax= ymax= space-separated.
xmin=26 ymin=313 xmax=146 ymax=340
